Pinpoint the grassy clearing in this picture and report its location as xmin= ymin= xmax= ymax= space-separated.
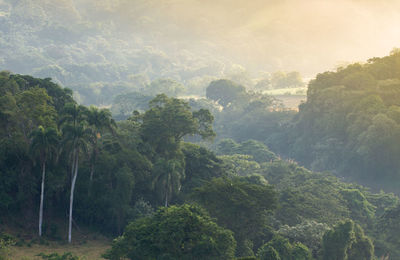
xmin=9 ymin=238 xmax=110 ymax=260
xmin=1 ymin=219 xmax=111 ymax=260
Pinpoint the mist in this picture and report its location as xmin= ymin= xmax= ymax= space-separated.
xmin=2 ymin=1 xmax=400 ymax=258
xmin=74 ymin=0 xmax=400 ymax=76
xmin=1 ymin=0 xmax=399 ymax=82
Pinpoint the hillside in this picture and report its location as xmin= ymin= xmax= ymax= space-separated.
xmin=1 ymin=72 xmax=400 ymax=259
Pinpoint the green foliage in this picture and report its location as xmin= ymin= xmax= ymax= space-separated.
xmin=180 ymin=143 xmax=227 ymax=196
xmin=103 ymin=204 xmax=236 ymax=260
xmin=375 ymin=203 xmax=400 ymax=257
xmin=287 ymin=51 xmax=400 ymax=190
xmin=278 ymin=220 xmax=330 ymax=255
xmin=322 ymin=220 xmax=374 ymax=260
xmin=217 ymin=139 xmax=277 ymax=163
xmin=340 ymin=189 xmax=375 ymax=224
xmin=0 ymin=71 xmax=398 ymax=259
xmin=263 ymin=235 xmax=292 ymax=260
xmin=111 ymin=92 xmax=152 ymax=120
xmin=137 ymin=94 xmax=215 ymax=205
xmin=151 ymin=158 xmax=185 ymax=206
xmin=258 ymin=159 xmax=387 ymax=230
xmin=262 ymin=161 xmax=350 ymax=226
xmin=206 ymin=79 xmax=248 ymax=108
xmin=0 ymin=233 xmax=15 ymax=260
xmin=257 ymin=245 xmax=281 ymax=260
xmin=236 ymin=257 xmax=258 ymax=260
xmin=140 ymin=94 xmax=215 ymax=156
xmin=30 ymin=126 xmax=59 ymax=163
xmin=145 ymin=78 xmax=185 ymax=97
xmin=130 ymin=198 xmax=154 ymax=220
xmin=0 ymin=73 xmax=72 ymax=216
xmin=219 ymin=154 xmax=261 ymax=176
xmin=291 ymin=243 xmax=312 ymax=260
xmin=192 ymin=177 xmax=277 ymax=256
xmin=257 ymin=235 xmax=311 ymax=260
xmin=215 ymin=139 xmax=277 ymax=178
xmin=207 ymin=81 xmax=292 ymax=143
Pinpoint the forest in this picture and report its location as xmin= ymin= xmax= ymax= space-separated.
xmin=1 ymin=51 xmax=400 ymax=260
xmin=1 ymin=0 xmax=400 ymax=259
xmin=0 ymin=0 xmax=307 ymax=106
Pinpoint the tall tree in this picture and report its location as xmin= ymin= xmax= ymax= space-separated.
xmin=30 ymin=126 xmax=59 ymax=237
xmin=61 ymin=103 xmax=91 ymax=243
xmin=139 ymin=94 xmax=215 ymax=205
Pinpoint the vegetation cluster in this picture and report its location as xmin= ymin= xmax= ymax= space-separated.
xmin=1 ymin=60 xmax=400 ymax=259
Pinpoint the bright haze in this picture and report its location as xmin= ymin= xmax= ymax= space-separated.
xmin=78 ymin=0 xmax=400 ymax=76
xmin=1 ymin=0 xmax=399 ymax=85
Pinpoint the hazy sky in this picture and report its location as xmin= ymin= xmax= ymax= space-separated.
xmin=99 ymin=0 xmax=400 ymax=77
xmin=3 ymin=0 xmax=400 ymax=79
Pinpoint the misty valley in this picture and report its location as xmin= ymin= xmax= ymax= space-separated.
xmin=1 ymin=1 xmax=400 ymax=260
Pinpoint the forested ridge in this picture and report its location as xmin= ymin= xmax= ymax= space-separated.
xmin=1 ymin=50 xmax=400 ymax=259
xmin=275 ymin=50 xmax=400 ymax=192
xmin=0 ymin=0 xmax=309 ymax=107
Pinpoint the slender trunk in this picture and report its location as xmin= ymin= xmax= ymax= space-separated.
xmin=38 ymin=161 xmax=46 ymax=237
xmin=70 ymin=148 xmax=76 ymax=178
xmin=164 ymin=177 xmax=169 ymax=207
xmin=164 ymin=189 xmax=168 ymax=207
xmin=89 ymin=145 xmax=96 ymax=182
xmin=68 ymin=152 xmax=79 ymax=243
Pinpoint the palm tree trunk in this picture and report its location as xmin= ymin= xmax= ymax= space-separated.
xmin=164 ymin=180 xmax=169 ymax=207
xmin=38 ymin=161 xmax=45 ymax=237
xmin=70 ymin=148 xmax=76 ymax=178
xmin=164 ymin=191 xmax=168 ymax=207
xmin=68 ymin=151 xmax=79 ymax=243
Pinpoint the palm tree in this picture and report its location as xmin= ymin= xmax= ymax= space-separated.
xmin=86 ymin=106 xmax=116 ymax=189
xmin=152 ymin=158 xmax=185 ymax=207
xmin=60 ymin=103 xmax=91 ymax=243
xmin=30 ymin=126 xmax=59 ymax=237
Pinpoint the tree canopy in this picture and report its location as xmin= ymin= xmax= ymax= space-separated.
xmin=104 ymin=204 xmax=236 ymax=260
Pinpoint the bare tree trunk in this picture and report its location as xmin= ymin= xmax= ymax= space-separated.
xmin=38 ymin=162 xmax=45 ymax=237
xmin=164 ymin=182 xmax=168 ymax=207
xmin=68 ymin=152 xmax=79 ymax=243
